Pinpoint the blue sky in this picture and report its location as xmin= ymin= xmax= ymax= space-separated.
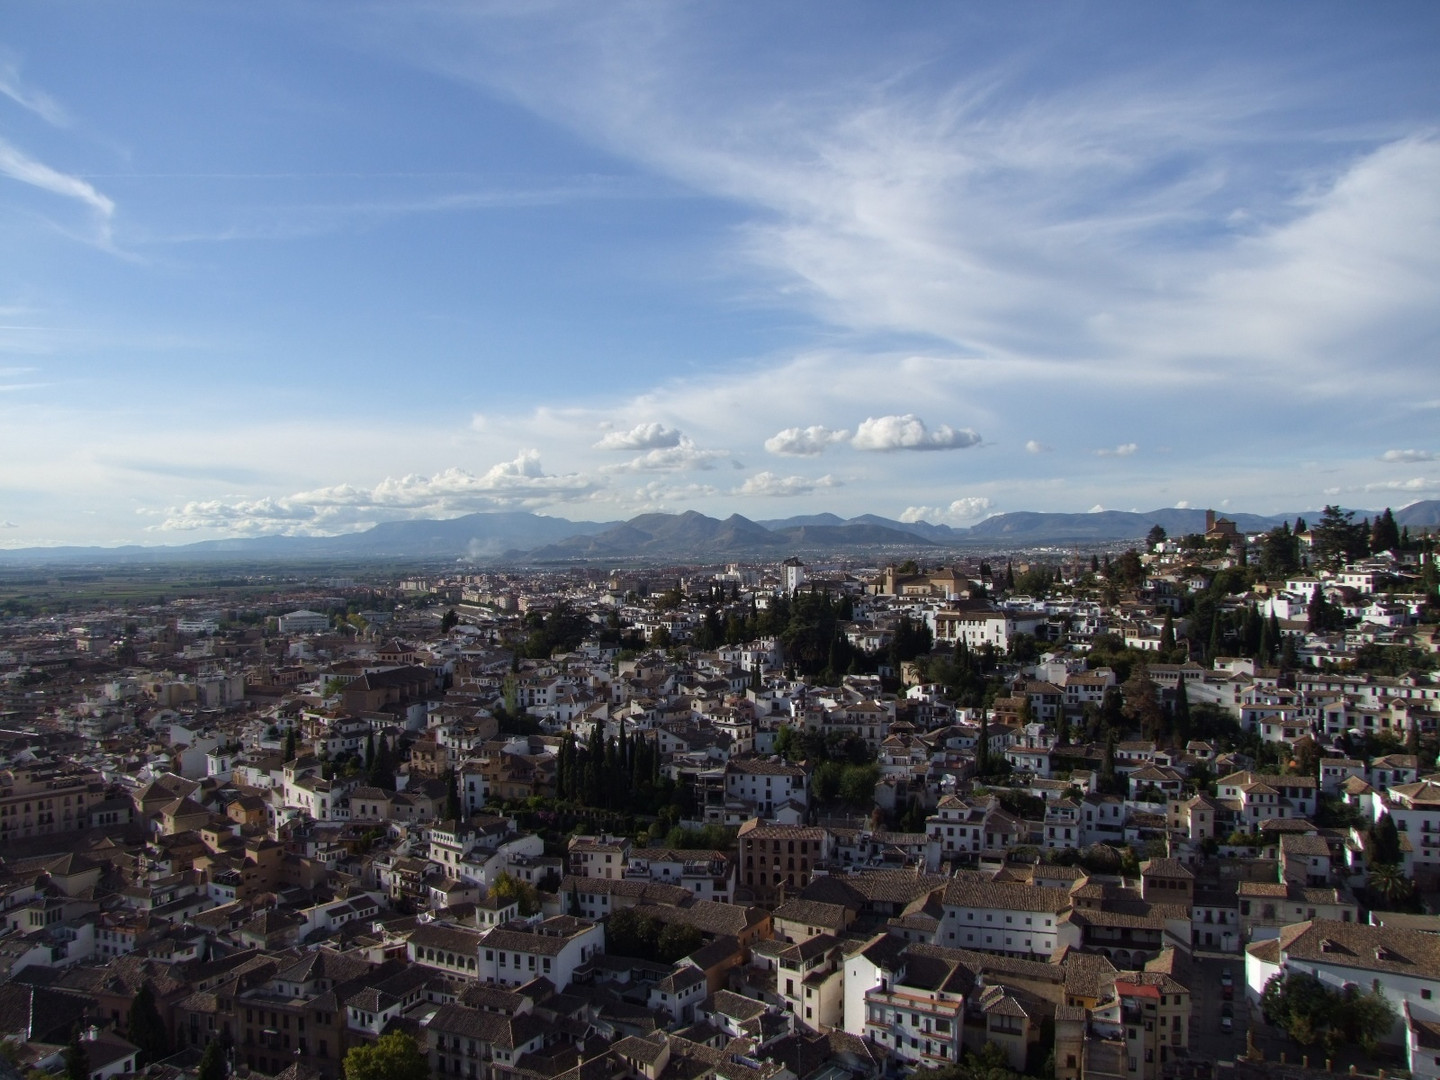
xmin=2 ymin=2 xmax=1439 ymax=546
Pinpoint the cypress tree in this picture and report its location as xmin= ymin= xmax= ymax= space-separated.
xmin=586 ymin=726 xmax=604 ymax=806
xmin=1243 ymin=604 xmax=1262 ymax=657
xmin=557 ymin=735 xmax=571 ymax=800
xmin=127 ymin=982 xmax=170 ymax=1064
xmin=976 ymin=713 xmax=989 ymax=776
xmin=1371 ymin=508 xmax=1400 ymax=554
xmin=64 ymin=1031 xmax=89 ymax=1080
xmin=1101 ymin=729 xmax=1117 ymax=792
xmin=1174 ymin=679 xmax=1191 ymax=748
xmin=444 ymin=770 xmax=461 ymax=822
xmin=197 ymin=1038 xmax=226 ymax=1080
xmin=368 ymin=734 xmax=395 ymax=789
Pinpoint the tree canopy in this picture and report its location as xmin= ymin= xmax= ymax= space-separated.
xmin=127 ymin=982 xmax=170 ymax=1064
xmin=1261 ymin=971 xmax=1396 ymax=1054
xmin=1311 ymin=505 xmax=1369 ymax=569
xmin=343 ymin=1032 xmax=431 ymax=1080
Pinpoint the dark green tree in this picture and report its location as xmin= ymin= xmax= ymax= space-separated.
xmin=1173 ymin=678 xmax=1191 ymax=747
xmin=1312 ymin=505 xmax=1368 ymax=568
xmin=1308 ymin=589 xmax=1343 ymax=633
xmin=812 ymin=761 xmax=843 ymax=803
xmin=368 ymin=734 xmax=395 ymax=788
xmin=284 ymin=727 xmax=298 ymax=762
xmin=64 ymin=1031 xmax=89 ymax=1080
xmin=1121 ymin=666 xmax=1164 ymax=742
xmin=1368 ymin=812 xmax=1402 ymax=867
xmin=342 ymin=1032 xmax=431 ymax=1080
xmin=127 ymin=981 xmax=170 ymax=1064
xmin=1112 ymin=549 xmax=1145 ymax=591
xmin=444 ymin=770 xmax=461 ymax=821
xmin=1259 ymin=522 xmax=1300 ymax=580
xmin=1146 ymin=524 xmax=1167 ymax=550
xmin=656 ymin=922 xmax=703 ymax=963
xmin=197 ymin=1038 xmax=227 ymax=1080
xmin=441 ymin=608 xmax=458 ymax=633
xmin=1371 ymin=508 xmax=1400 ymax=554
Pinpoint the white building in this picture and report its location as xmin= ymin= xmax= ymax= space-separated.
xmin=477 ymin=916 xmax=604 ymax=990
xmin=933 ymin=879 xmax=1069 ymax=960
xmin=278 ymin=609 xmax=330 ymax=634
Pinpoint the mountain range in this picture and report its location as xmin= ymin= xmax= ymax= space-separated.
xmin=2 ymin=501 xmax=1437 ymax=566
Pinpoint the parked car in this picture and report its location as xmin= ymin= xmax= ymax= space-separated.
xmin=1221 ymin=1015 xmax=1233 ymax=1033
xmin=1220 ymin=967 xmax=1233 ymax=987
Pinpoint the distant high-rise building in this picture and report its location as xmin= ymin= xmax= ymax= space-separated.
xmin=782 ymin=557 xmax=806 ymax=592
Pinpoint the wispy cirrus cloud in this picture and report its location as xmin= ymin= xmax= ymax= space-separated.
xmin=0 ymin=57 xmax=69 ymax=126
xmin=0 ymin=136 xmax=115 ymax=245
xmin=372 ymin=6 xmax=1440 ymax=399
xmin=1095 ymin=443 xmax=1138 ymax=457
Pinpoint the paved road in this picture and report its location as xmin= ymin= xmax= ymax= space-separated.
xmin=1187 ymin=954 xmax=1247 ymax=1065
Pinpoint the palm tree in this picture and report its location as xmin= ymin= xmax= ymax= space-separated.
xmin=1368 ymin=862 xmax=1413 ymax=907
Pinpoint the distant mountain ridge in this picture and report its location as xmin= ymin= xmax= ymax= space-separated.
xmin=1 ymin=501 xmax=1435 ymax=565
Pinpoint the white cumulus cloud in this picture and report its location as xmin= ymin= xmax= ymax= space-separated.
xmin=1095 ymin=443 xmax=1138 ymax=457
xmin=593 ymin=422 xmax=684 ymax=451
xmin=1025 ymin=440 xmax=1051 ymax=454
xmin=1381 ymin=449 xmax=1434 ymax=463
xmin=600 ymin=438 xmax=735 ymax=473
xmin=733 ymin=472 xmax=840 ymax=497
xmin=1362 ymin=477 xmax=1440 ymax=494
xmin=153 ymin=452 xmax=598 ymax=535
xmin=899 ymin=497 xmax=994 ymax=525
xmin=851 ymin=414 xmax=981 ymax=452
xmin=764 ymin=425 xmax=851 ymax=456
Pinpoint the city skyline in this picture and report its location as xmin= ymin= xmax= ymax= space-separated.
xmin=3 ymin=2 xmax=1440 ymax=547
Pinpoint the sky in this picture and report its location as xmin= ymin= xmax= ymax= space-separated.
xmin=2 ymin=2 xmax=1439 ymax=547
